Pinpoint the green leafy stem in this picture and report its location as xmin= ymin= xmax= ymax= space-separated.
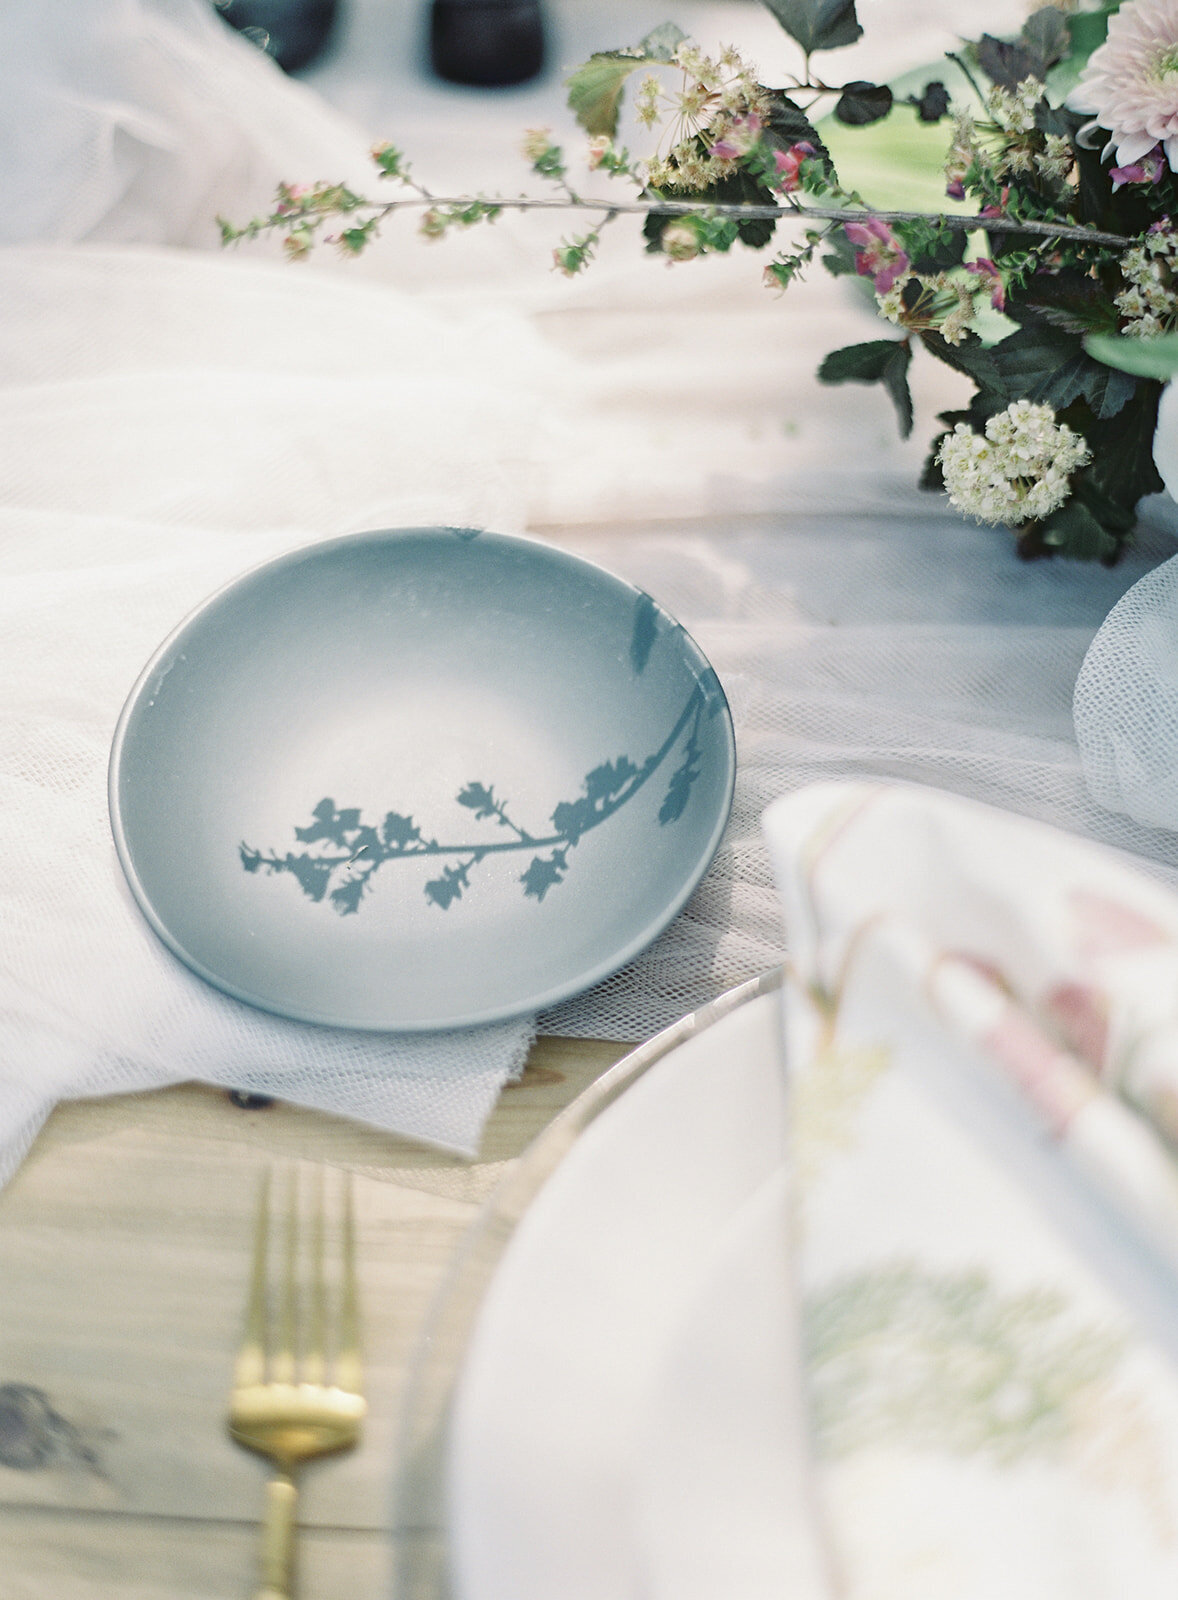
xmin=240 ymin=680 xmax=713 ymax=914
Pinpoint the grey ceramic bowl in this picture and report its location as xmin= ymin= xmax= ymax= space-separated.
xmin=109 ymin=528 xmax=736 ymax=1031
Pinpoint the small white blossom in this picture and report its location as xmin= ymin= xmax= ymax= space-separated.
xmin=636 ymin=73 xmax=664 ymax=127
xmin=661 ymin=221 xmax=701 ymax=262
xmin=1035 ymin=133 xmax=1073 ymax=180
xmin=672 ymin=42 xmax=720 ymax=88
xmin=939 ymin=290 xmax=976 ymax=345
xmin=1000 ymin=145 xmax=1035 ymax=175
xmin=987 ymin=78 xmax=1042 ymax=135
xmin=1117 ymin=225 xmax=1178 ymax=332
xmin=876 ymin=284 xmax=907 ymax=325
xmin=938 ymin=401 xmax=1091 ymax=526
xmin=521 ymin=127 xmax=555 ymax=163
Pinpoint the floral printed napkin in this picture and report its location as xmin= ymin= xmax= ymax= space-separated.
xmin=764 ymin=781 xmax=1178 ymax=1598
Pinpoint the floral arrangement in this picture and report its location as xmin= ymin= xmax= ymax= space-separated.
xmin=223 ymin=0 xmax=1178 ymax=563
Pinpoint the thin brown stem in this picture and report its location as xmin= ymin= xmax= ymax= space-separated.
xmin=326 ymin=192 xmax=1134 ymax=249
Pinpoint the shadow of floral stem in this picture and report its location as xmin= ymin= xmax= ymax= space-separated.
xmin=241 ymin=681 xmax=708 ymax=912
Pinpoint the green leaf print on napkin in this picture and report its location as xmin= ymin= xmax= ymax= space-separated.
xmin=805 ymin=1264 xmax=1122 ymax=1465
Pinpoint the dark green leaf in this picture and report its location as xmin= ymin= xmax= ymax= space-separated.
xmin=819 ymin=341 xmax=900 ymax=382
xmin=920 ymin=439 xmax=947 ymax=492
xmin=1083 ymin=380 xmax=1165 ymax=510
xmin=1033 ymin=100 xmax=1074 ymax=140
xmin=1057 ymin=108 xmax=1118 ymax=228
xmin=763 ymin=91 xmax=837 ymax=181
xmin=919 ymin=331 xmax=1002 ymax=395
xmin=914 ymin=80 xmax=950 ymax=122
xmin=987 ymin=325 xmax=1137 ymax=420
xmin=760 ymin=0 xmax=862 ymax=54
xmin=1008 ymin=270 xmax=1121 ymax=337
xmin=1072 ymin=475 xmax=1136 ymax=538
xmin=1036 ymin=498 xmax=1119 ymax=561
xmin=834 ymin=81 xmax=893 ymax=125
xmin=975 ymin=34 xmax=1041 ymax=90
xmin=903 ymin=217 xmax=967 ymax=275
xmin=1064 ymin=9 xmax=1109 ymax=65
xmin=821 ymin=227 xmax=859 ymax=277
xmin=818 ymin=339 xmax=913 ymax=437
xmin=1021 ymin=8 xmax=1071 ymax=73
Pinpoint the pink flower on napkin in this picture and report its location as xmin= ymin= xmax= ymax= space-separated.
xmin=1070 ymin=888 xmax=1170 ymax=961
xmin=1043 ymin=981 xmax=1110 ymax=1072
xmin=983 ymin=1001 xmax=1097 ymax=1136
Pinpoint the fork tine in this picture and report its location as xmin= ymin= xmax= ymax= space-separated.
xmin=335 ymin=1172 xmax=362 ymax=1395
xmin=272 ymin=1167 xmax=298 ymax=1387
xmin=304 ymin=1166 xmax=326 ymax=1388
xmin=234 ymin=1168 xmax=270 ymax=1389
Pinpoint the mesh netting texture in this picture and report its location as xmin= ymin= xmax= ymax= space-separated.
xmin=1076 ymin=554 xmax=1178 ymax=835
xmin=543 ymin=505 xmax=1178 ymax=1040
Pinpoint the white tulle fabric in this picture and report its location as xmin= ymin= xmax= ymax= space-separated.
xmin=5 ymin=0 xmax=1171 ymax=1180
xmin=1075 ymin=384 xmax=1178 ymax=834
xmin=0 ymin=0 xmax=374 ymax=248
xmin=0 ymin=244 xmax=548 ymax=1182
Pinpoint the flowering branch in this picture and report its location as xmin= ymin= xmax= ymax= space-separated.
xmin=222 ymin=188 xmax=1136 ymax=249
xmin=222 ymin=1 xmax=1178 ymax=566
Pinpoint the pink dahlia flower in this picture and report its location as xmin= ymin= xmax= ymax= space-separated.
xmin=1068 ymin=0 xmax=1178 ymax=170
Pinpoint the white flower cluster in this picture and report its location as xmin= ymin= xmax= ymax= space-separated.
xmin=1117 ymin=226 xmax=1178 ymax=336
xmin=987 ymin=78 xmax=1043 ymax=135
xmin=937 ymin=400 xmax=1091 ymax=525
xmin=1037 ymin=133 xmax=1073 ymax=180
xmin=876 ymin=273 xmax=977 ymax=345
xmin=639 ymin=42 xmax=769 ymax=190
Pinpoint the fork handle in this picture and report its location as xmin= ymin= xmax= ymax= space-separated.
xmin=255 ymin=1470 xmax=298 ymax=1599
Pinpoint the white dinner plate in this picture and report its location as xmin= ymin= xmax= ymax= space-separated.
xmin=391 ymin=969 xmax=810 ymax=1599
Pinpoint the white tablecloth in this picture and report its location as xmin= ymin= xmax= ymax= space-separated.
xmin=4 ymin=0 xmax=1178 ymax=1167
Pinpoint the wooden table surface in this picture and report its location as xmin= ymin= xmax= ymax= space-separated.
xmin=0 ymin=1035 xmax=630 ymax=1599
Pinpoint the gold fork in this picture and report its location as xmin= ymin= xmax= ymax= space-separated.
xmin=229 ymin=1168 xmax=367 ymax=1600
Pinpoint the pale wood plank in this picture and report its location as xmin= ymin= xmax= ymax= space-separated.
xmin=0 ymin=1504 xmax=389 ymax=1600
xmin=0 ymin=1033 xmax=629 ymax=1569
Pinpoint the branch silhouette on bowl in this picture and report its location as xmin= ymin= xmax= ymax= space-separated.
xmin=239 ymin=678 xmax=719 ymax=914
